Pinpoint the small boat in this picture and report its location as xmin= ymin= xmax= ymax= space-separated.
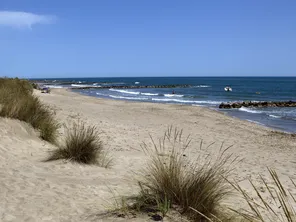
xmin=135 ymin=82 xmax=140 ymax=84
xmin=224 ymin=86 xmax=232 ymax=92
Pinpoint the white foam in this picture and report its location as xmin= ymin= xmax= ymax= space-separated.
xmin=109 ymin=95 xmax=148 ymax=100
xmin=109 ymin=88 xmax=140 ymax=95
xmin=152 ymin=98 xmax=220 ymax=104
xmin=43 ymin=85 xmax=64 ymax=89
xmin=164 ymin=94 xmax=184 ymax=97
xmin=269 ymin=114 xmax=281 ymax=119
xmin=103 ymin=82 xmax=126 ymax=85
xmin=239 ymin=107 xmax=262 ymax=114
xmin=193 ymin=85 xmax=211 ymax=88
xmin=141 ymin=92 xmax=158 ymax=96
xmin=192 ymin=104 xmax=206 ymax=107
xmin=71 ymin=84 xmax=92 ymax=87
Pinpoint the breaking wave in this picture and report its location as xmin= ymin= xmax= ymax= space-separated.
xmin=239 ymin=107 xmax=262 ymax=114
xmin=109 ymin=95 xmax=148 ymax=100
xmin=193 ymin=85 xmax=211 ymax=88
xmin=109 ymin=88 xmax=140 ymax=95
xmin=43 ymin=85 xmax=64 ymax=89
xmin=141 ymin=92 xmax=159 ymax=96
xmin=164 ymin=94 xmax=184 ymax=97
xmin=152 ymin=98 xmax=220 ymax=104
xmin=268 ymin=114 xmax=281 ymax=119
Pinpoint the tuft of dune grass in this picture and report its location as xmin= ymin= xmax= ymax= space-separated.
xmin=129 ymin=126 xmax=235 ymax=221
xmin=47 ymin=121 xmax=112 ymax=167
xmin=0 ymin=78 xmax=59 ymax=143
xmin=0 ymin=77 xmax=33 ymax=96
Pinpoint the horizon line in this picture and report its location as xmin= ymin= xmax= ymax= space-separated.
xmin=27 ymin=75 xmax=296 ymax=79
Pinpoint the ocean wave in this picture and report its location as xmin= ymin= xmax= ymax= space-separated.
xmin=239 ymin=107 xmax=262 ymax=114
xmin=164 ymin=94 xmax=184 ymax=97
xmin=268 ymin=114 xmax=281 ymax=119
xmin=246 ymin=119 xmax=266 ymax=126
xmin=193 ymin=85 xmax=211 ymax=88
xmin=102 ymin=82 xmax=126 ymax=85
xmin=141 ymin=92 xmax=158 ymax=96
xmin=152 ymin=98 xmax=220 ymax=104
xmin=192 ymin=104 xmax=206 ymax=107
xmin=109 ymin=88 xmax=140 ymax=95
xmin=109 ymin=95 xmax=148 ymax=100
xmin=71 ymin=84 xmax=92 ymax=87
xmin=43 ymin=85 xmax=64 ymax=89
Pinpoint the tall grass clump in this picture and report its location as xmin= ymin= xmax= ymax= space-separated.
xmin=0 ymin=77 xmax=33 ymax=96
xmin=231 ymin=168 xmax=296 ymax=222
xmin=0 ymin=78 xmax=59 ymax=143
xmin=130 ymin=127 xmax=234 ymax=221
xmin=47 ymin=121 xmax=112 ymax=167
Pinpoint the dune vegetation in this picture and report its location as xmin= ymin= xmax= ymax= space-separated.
xmin=0 ymin=78 xmax=111 ymax=167
xmin=0 ymin=78 xmax=59 ymax=143
xmin=47 ymin=120 xmax=112 ymax=167
xmin=121 ymin=127 xmax=235 ymax=221
xmin=112 ymin=128 xmax=296 ymax=222
xmin=230 ymin=168 xmax=296 ymax=222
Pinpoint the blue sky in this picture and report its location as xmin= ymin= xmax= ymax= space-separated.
xmin=1 ymin=0 xmax=296 ymax=78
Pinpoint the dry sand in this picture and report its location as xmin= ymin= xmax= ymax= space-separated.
xmin=1 ymin=88 xmax=296 ymax=221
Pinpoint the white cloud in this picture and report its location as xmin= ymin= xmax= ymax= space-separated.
xmin=0 ymin=11 xmax=56 ymax=29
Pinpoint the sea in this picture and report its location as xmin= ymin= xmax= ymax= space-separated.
xmin=35 ymin=77 xmax=296 ymax=133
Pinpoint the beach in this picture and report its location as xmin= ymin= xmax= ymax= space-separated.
xmin=1 ymin=88 xmax=296 ymax=221
xmin=42 ymin=76 xmax=296 ymax=133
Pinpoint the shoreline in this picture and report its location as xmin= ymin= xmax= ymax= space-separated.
xmin=36 ymin=76 xmax=296 ymax=134
xmin=69 ymin=88 xmax=294 ymax=134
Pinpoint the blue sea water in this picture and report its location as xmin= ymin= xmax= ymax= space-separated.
xmin=37 ymin=77 xmax=296 ymax=133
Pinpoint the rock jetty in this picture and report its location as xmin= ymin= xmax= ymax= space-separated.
xmin=70 ymin=84 xmax=191 ymax=90
xmin=219 ymin=101 xmax=296 ymax=109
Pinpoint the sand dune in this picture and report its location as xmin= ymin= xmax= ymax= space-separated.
xmin=0 ymin=88 xmax=296 ymax=221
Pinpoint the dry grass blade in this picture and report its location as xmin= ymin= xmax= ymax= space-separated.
xmin=231 ymin=169 xmax=296 ymax=222
xmin=189 ymin=207 xmax=215 ymax=222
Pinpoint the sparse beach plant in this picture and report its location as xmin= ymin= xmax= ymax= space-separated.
xmin=230 ymin=168 xmax=296 ymax=222
xmin=0 ymin=78 xmax=59 ymax=143
xmin=129 ymin=127 xmax=234 ymax=221
xmin=47 ymin=121 xmax=112 ymax=167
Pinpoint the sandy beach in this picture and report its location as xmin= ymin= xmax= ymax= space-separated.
xmin=1 ymin=88 xmax=296 ymax=222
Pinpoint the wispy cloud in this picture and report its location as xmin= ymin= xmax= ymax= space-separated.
xmin=0 ymin=11 xmax=56 ymax=29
